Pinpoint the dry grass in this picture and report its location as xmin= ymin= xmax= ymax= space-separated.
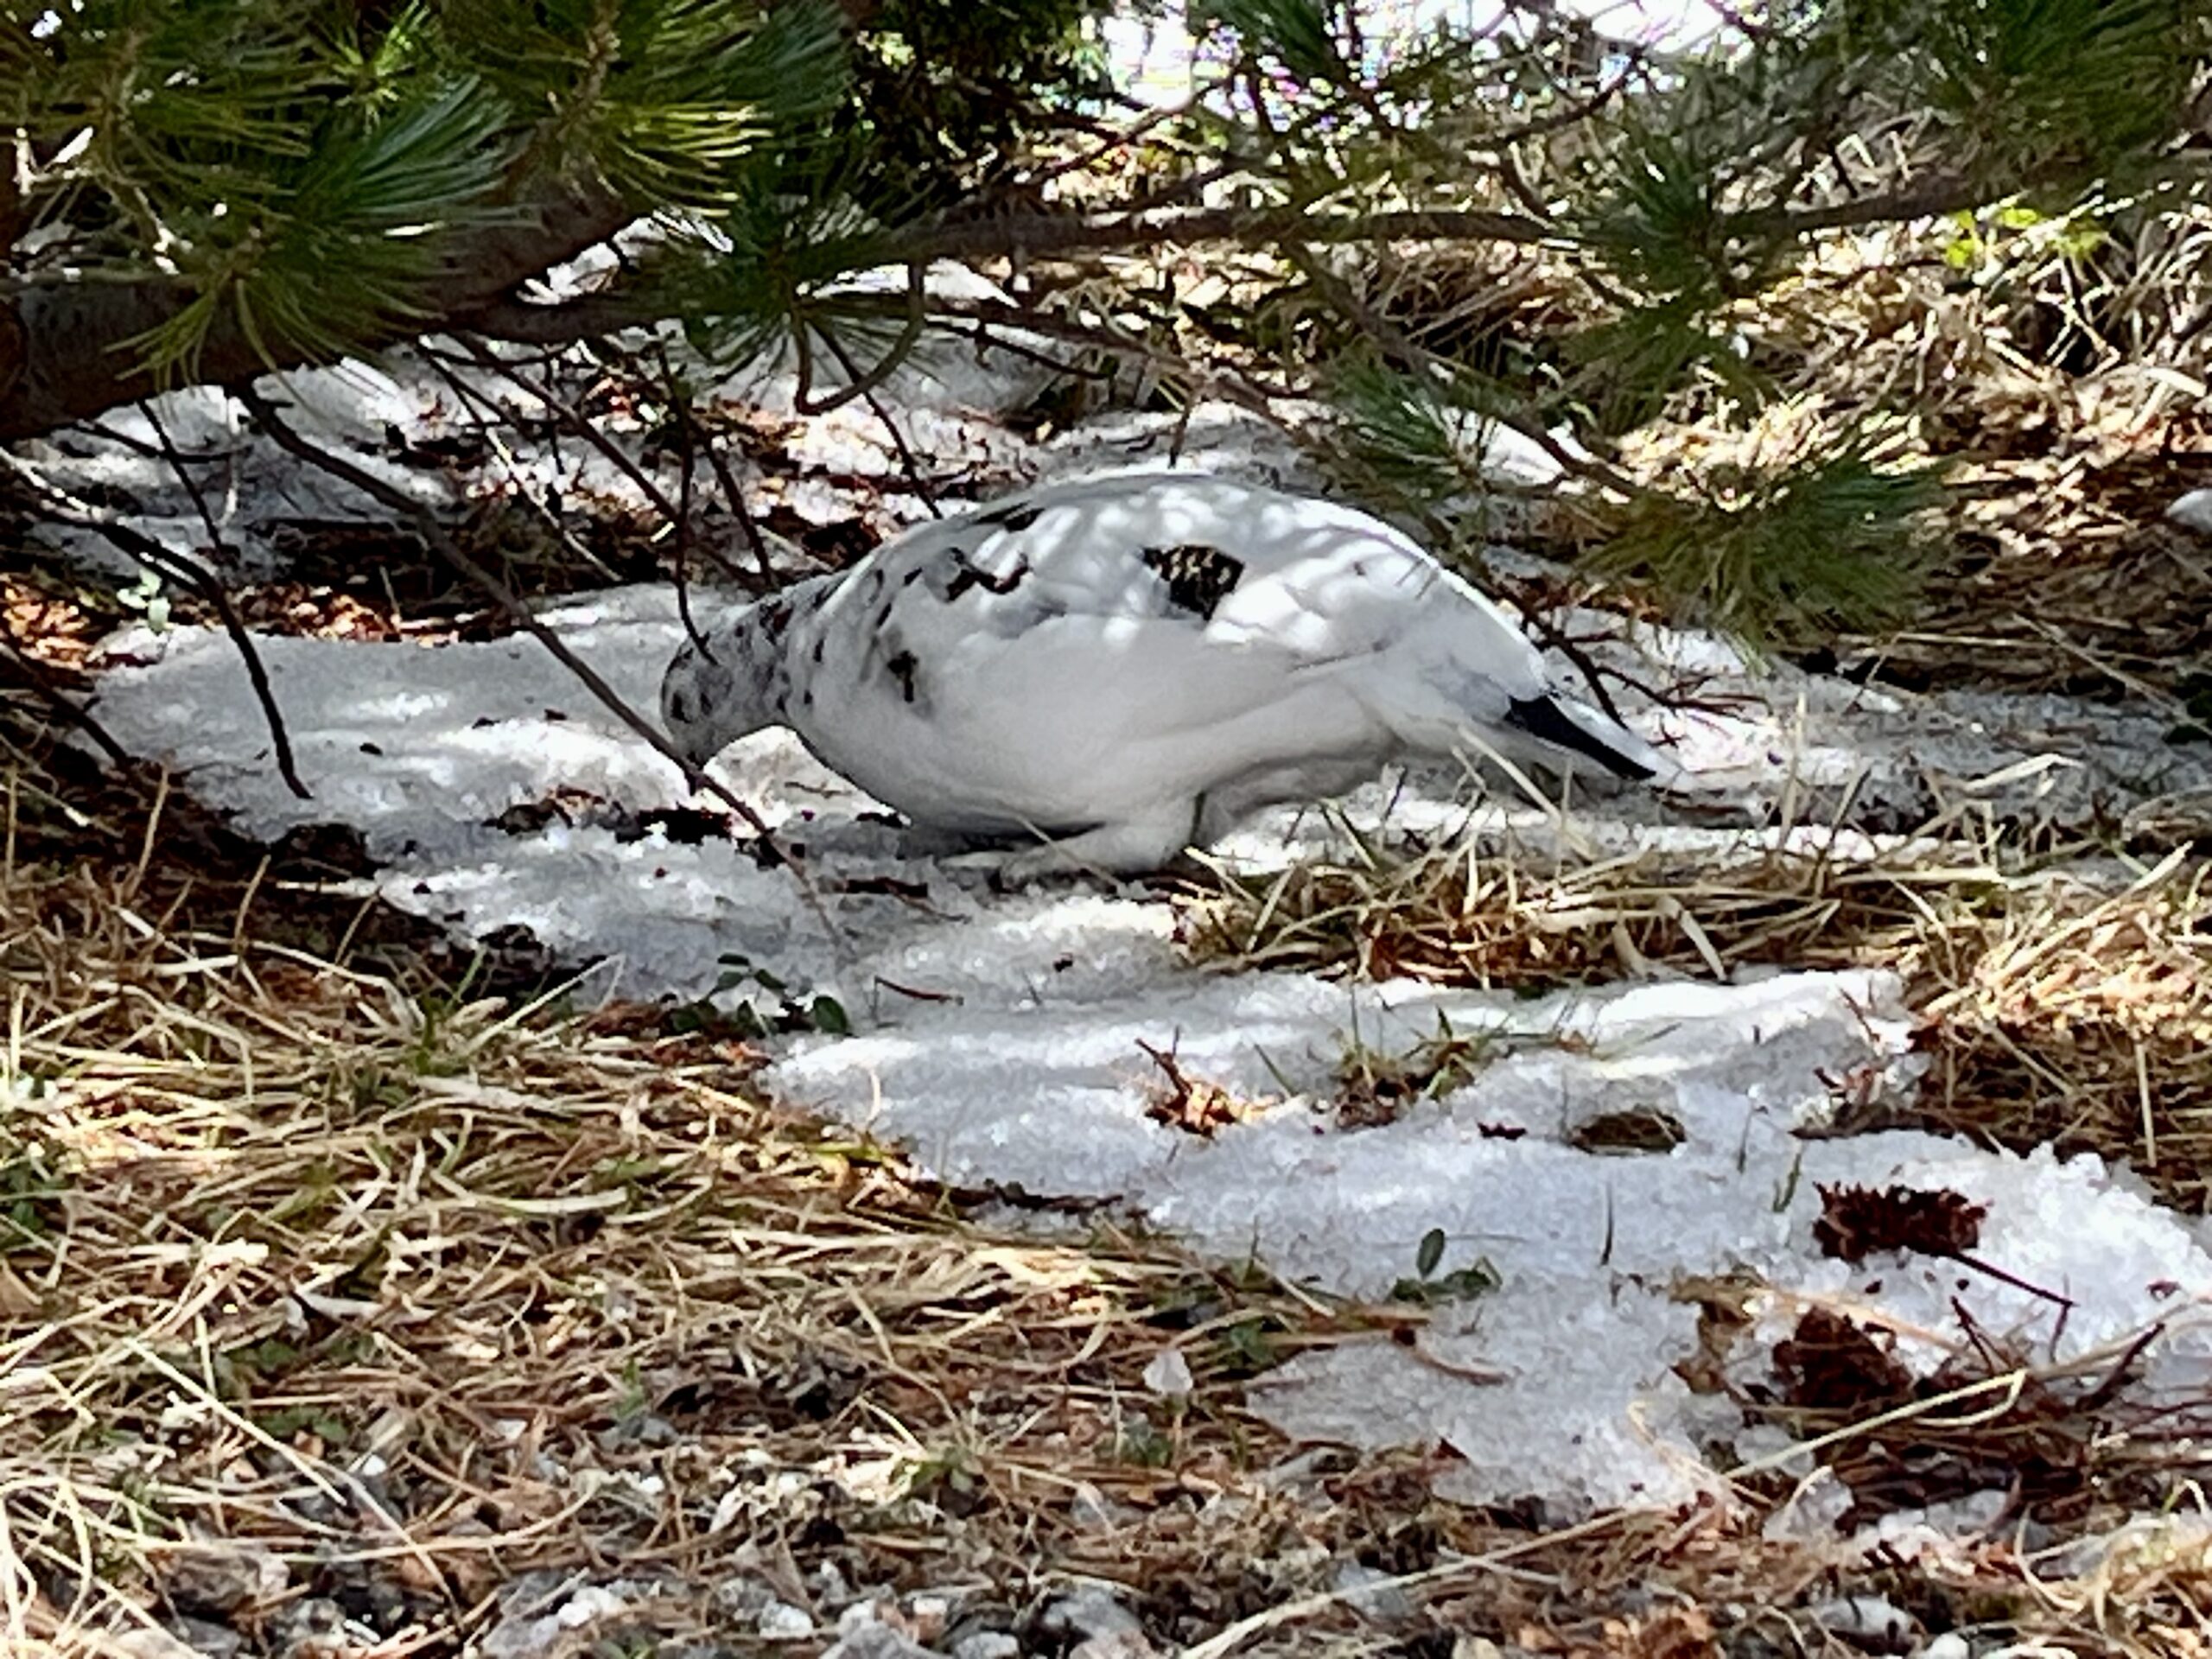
xmin=3 ymin=742 xmax=2212 ymax=1654
xmin=1181 ymin=830 xmax=2212 ymax=1211
xmin=0 ymin=773 xmax=1328 ymax=1653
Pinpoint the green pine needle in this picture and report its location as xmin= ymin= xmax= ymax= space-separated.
xmin=1592 ymin=442 xmax=1945 ymax=648
xmin=1192 ymin=0 xmax=1345 ymax=85
xmin=1325 ymin=356 xmax=1526 ymax=508
xmin=130 ymin=76 xmax=512 ymax=378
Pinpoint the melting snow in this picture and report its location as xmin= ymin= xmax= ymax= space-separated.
xmin=85 ymin=566 xmax=2212 ymax=1512
xmin=49 ymin=323 xmax=2212 ymax=1518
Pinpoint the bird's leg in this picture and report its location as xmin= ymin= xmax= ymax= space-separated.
xmin=944 ymin=804 xmax=1204 ymax=884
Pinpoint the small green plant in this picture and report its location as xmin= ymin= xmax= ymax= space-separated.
xmin=711 ymin=954 xmax=851 ymax=1036
xmin=612 ymin=1357 xmax=653 ymax=1428
xmin=1115 ymin=1414 xmax=1174 ymax=1467
xmin=0 ymin=1136 xmax=73 ymax=1247
xmin=904 ymin=1445 xmax=985 ymax=1510
xmin=1210 ymin=1314 xmax=1283 ymax=1378
xmin=1389 ymin=1226 xmax=1501 ymax=1305
xmin=113 ymin=569 xmax=172 ymax=632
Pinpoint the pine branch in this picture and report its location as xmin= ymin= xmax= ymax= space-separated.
xmin=0 ymin=181 xmax=632 ymax=442
xmin=461 ymin=203 xmax=1558 ymax=348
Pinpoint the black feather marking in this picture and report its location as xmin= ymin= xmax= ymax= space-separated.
xmin=944 ymin=548 xmax=1033 ymax=601
xmin=1503 ymin=696 xmax=1653 ymax=780
xmin=758 ymin=596 xmax=794 ymax=641
xmin=978 ymin=503 xmax=1042 ymax=532
xmin=1141 ymin=543 xmax=1244 ymax=622
xmin=810 ymin=635 xmax=825 ymax=664
xmin=885 ymin=648 xmax=920 ymax=704
xmin=668 ymin=689 xmax=691 ymax=724
xmin=864 ymin=568 xmax=886 ymax=596
xmin=902 ymin=567 xmax=925 ymax=586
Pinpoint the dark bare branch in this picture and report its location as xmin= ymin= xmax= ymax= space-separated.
xmin=234 ymin=387 xmax=785 ymax=845
xmin=0 ymin=183 xmax=632 ymax=442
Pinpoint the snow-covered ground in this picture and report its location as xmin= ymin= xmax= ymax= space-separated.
xmin=72 ymin=354 xmax=2212 ymax=1515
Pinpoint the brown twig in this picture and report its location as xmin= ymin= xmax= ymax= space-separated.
xmin=451 ymin=335 xmax=687 ymax=525
xmin=235 ymin=387 xmax=785 ymax=847
xmin=817 ymin=326 xmax=942 ymax=518
xmin=0 ymin=627 xmax=132 ymax=766
xmin=671 ymin=408 xmax=712 ymax=658
xmin=635 ymin=339 xmax=778 ymax=589
xmin=0 ymin=449 xmax=310 ymax=798
xmin=84 ymin=522 xmax=313 ymax=800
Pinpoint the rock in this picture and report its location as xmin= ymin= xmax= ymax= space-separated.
xmin=1141 ymin=1347 xmax=1193 ymax=1397
xmin=810 ymin=1561 xmax=855 ymax=1611
xmin=478 ymin=1580 xmax=642 ymax=1659
xmin=1040 ymin=1586 xmax=1141 ymax=1642
xmin=1331 ymin=1561 xmax=1414 ymax=1624
xmin=1916 ymin=1637 xmax=1971 ymax=1659
xmin=168 ymin=1618 xmax=245 ymax=1659
xmin=1068 ymin=1483 xmax=1130 ymax=1531
xmin=161 ymin=1541 xmax=289 ymax=1618
xmin=907 ymin=1593 xmax=953 ymax=1643
xmin=757 ymin=1599 xmax=817 ymax=1640
xmin=951 ymin=1634 xmax=1020 ymax=1659
xmin=1809 ymin=1594 xmax=1915 ymax=1653
xmin=113 ymin=1630 xmax=201 ymax=1659
xmin=2167 ymin=488 xmax=2212 ymax=535
xmin=819 ymin=1622 xmax=936 ymax=1659
xmin=270 ymin=1597 xmax=357 ymax=1659
xmin=1071 ymin=1633 xmax=1159 ymax=1659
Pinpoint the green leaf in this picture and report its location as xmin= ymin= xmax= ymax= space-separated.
xmin=1415 ymin=1226 xmax=1446 ymax=1279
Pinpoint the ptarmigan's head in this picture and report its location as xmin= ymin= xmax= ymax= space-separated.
xmin=660 ymin=596 xmax=793 ymax=771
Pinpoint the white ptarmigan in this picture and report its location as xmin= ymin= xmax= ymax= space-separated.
xmin=661 ymin=470 xmax=1665 ymax=878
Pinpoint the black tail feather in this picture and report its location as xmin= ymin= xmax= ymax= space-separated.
xmin=1503 ymin=695 xmax=1654 ymax=781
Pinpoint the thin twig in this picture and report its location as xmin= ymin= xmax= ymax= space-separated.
xmin=450 ymin=335 xmax=686 ymax=524
xmin=0 ymin=628 xmax=132 ymax=766
xmin=635 ymin=339 xmax=769 ymax=588
xmin=818 ymin=325 xmax=942 ymax=518
xmin=86 ymin=523 xmax=312 ymax=800
xmin=414 ymin=351 xmax=632 ymax=589
xmin=235 ymin=387 xmax=841 ymax=943
xmin=671 ymin=410 xmax=712 ymax=659
xmin=0 ymin=451 xmax=309 ymax=798
xmin=136 ymin=398 xmax=233 ymax=559
xmin=792 ymin=263 xmax=929 ymax=420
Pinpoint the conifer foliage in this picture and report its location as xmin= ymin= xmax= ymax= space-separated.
xmin=1 ymin=0 xmax=2206 ymax=639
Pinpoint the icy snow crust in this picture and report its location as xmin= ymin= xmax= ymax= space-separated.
xmin=74 ymin=351 xmax=2212 ymax=1518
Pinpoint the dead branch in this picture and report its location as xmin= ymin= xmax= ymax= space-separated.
xmin=0 ymin=451 xmax=310 ymax=798
xmin=0 ymin=627 xmax=132 ymax=767
xmin=234 ymin=387 xmax=791 ymax=851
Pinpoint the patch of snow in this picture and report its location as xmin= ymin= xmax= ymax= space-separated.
xmin=79 ymin=512 xmax=2212 ymax=1516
